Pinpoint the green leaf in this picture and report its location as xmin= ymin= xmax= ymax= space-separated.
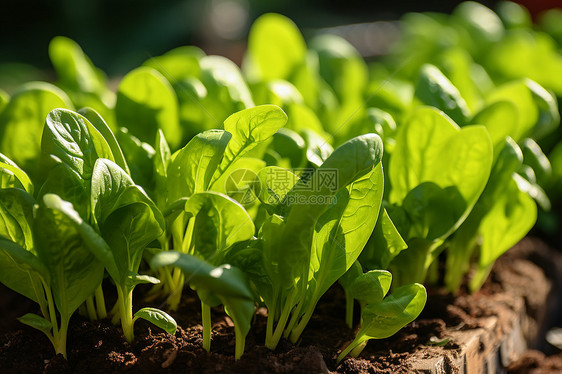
xmin=360 ymin=208 xmax=408 ymax=270
xmin=91 ymin=158 xmax=164 ymax=232
xmin=247 ymin=13 xmax=307 ymax=81
xmin=338 ymin=283 xmax=426 ymax=362
xmin=199 ymin=56 xmax=255 ymax=127
xmin=470 ymin=100 xmax=518 ymax=156
xmin=91 ymin=158 xmax=134 ymax=223
xmin=0 ymin=154 xmax=34 ymax=193
xmin=525 ymin=79 xmax=559 ymax=140
xmin=102 ymin=202 xmax=164 ymax=281
xmin=453 ymin=2 xmax=504 ymax=45
xmin=0 ymin=188 xmax=35 ymax=250
xmin=271 ymin=134 xmax=383 ymax=291
xmin=415 ymin=64 xmax=471 ymax=125
xmin=210 ymin=105 xmax=288 ymax=186
xmin=0 ymin=89 xmax=8 ymax=113
xmin=444 ymin=137 xmax=523 ymax=293
xmin=18 ymin=313 xmax=52 ymax=334
xmin=0 ymin=82 xmax=72 ymax=176
xmin=37 ymin=160 xmax=89 ymax=219
xmin=79 ymin=107 xmax=130 ymax=175
xmin=350 ymin=270 xmax=392 ymax=306
xmin=255 ymin=167 xmax=299 ymax=212
xmin=143 ymin=45 xmax=204 ymax=82
xmin=154 ymin=129 xmax=171 ymax=208
xmin=486 ymin=80 xmax=537 ymax=142
xmin=41 ymin=108 xmax=115 ymax=182
xmin=389 ymin=107 xmax=493 ymax=239
xmin=301 ymin=129 xmax=333 ymax=168
xmin=115 ymin=128 xmax=155 ymax=189
xmin=185 ymin=192 xmax=255 ymax=262
xmin=0 ymin=238 xmax=49 ymax=303
xmin=521 ymin=138 xmax=552 ymax=186
xmin=470 ymin=176 xmax=536 ymax=291
xmin=115 ymin=67 xmax=182 ymax=149
xmin=167 ymin=130 xmax=231 ymax=202
xmin=150 ymin=251 xmax=254 ymax=301
xmin=269 ymin=128 xmax=306 ymax=169
xmin=252 ymin=80 xmax=304 ymax=108
xmin=310 ymin=34 xmax=368 ymax=103
xmin=127 ymin=273 xmax=160 ymax=287
xmin=308 ymin=164 xmax=384 ymax=303
xmin=35 ymin=194 xmax=104 ymax=315
xmin=49 ymin=36 xmax=108 ymax=100
xmin=134 ymin=307 xmax=177 ymax=335
xmin=209 ymin=157 xmax=266 ymax=206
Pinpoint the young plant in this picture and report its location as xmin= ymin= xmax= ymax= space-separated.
xmin=230 ymin=133 xmax=384 ymax=349
xmin=337 ymin=281 xmax=426 ymax=362
xmin=0 ymin=192 xmax=104 ymax=358
xmin=49 ymin=158 xmax=177 ymax=342
xmin=161 ymin=104 xmax=287 ymax=311
xmin=386 ymin=107 xmax=493 ymax=286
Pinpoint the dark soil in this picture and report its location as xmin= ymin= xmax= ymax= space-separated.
xmin=0 ymin=237 xmax=557 ymax=373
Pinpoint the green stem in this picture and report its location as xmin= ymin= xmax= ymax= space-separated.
xmin=42 ymin=279 xmax=59 ymax=333
xmin=78 ymin=303 xmax=88 ymax=318
xmin=265 ymin=296 xmax=277 ymax=348
xmin=283 ymin=281 xmax=307 ymax=338
xmin=201 ymin=301 xmax=211 ymax=352
xmin=234 ymin=322 xmax=245 ymax=360
xmin=95 ymin=285 xmax=107 ymax=319
xmin=289 ymin=299 xmax=316 ymax=343
xmin=52 ymin=315 xmax=70 ymax=359
xmin=266 ymin=288 xmax=297 ymax=350
xmin=283 ymin=298 xmax=303 ymax=339
xmin=31 ymin=276 xmax=49 ymax=319
xmin=345 ymin=289 xmax=354 ymax=329
xmin=337 ymin=336 xmax=366 ymax=363
xmin=350 ymin=340 xmax=367 ymax=357
xmin=167 ymin=272 xmax=184 ymax=311
xmin=117 ymin=286 xmax=135 ymax=343
xmin=86 ymin=296 xmax=98 ymax=321
xmin=469 ymin=263 xmax=494 ymax=293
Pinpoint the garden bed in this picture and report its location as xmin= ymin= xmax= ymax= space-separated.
xmin=0 ymin=237 xmax=557 ymax=373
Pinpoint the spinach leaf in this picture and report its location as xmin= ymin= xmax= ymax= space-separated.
xmin=116 ymin=67 xmax=182 ymax=150
xmin=337 ymin=283 xmax=427 ymax=362
xmin=0 ymin=83 xmax=72 ymax=177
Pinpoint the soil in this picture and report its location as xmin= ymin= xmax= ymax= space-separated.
xmin=0 ymin=236 xmax=557 ymax=374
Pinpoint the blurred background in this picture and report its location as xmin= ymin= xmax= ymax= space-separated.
xmin=3 ymin=0 xmax=555 ymax=83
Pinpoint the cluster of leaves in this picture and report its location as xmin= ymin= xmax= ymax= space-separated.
xmin=0 ymin=0 xmax=558 ymax=363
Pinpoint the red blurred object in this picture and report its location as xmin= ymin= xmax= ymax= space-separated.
xmin=516 ymin=0 xmax=562 ymax=18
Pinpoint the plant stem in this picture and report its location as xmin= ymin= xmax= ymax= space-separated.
xmin=283 ymin=298 xmax=303 ymax=339
xmin=86 ymin=296 xmax=98 ymax=320
xmin=234 ymin=322 xmax=245 ymax=360
xmin=289 ymin=299 xmax=316 ymax=343
xmin=31 ymin=276 xmax=49 ymax=319
xmin=283 ymin=281 xmax=307 ymax=338
xmin=350 ymin=340 xmax=367 ymax=357
xmin=345 ymin=289 xmax=354 ymax=329
xmin=95 ymin=285 xmax=107 ymax=319
xmin=42 ymin=279 xmax=59 ymax=333
xmin=52 ymin=315 xmax=70 ymax=359
xmin=266 ymin=288 xmax=296 ymax=350
xmin=264 ymin=296 xmax=277 ymax=348
xmin=117 ymin=286 xmax=135 ymax=343
xmin=201 ymin=301 xmax=211 ymax=352
xmin=167 ymin=271 xmax=184 ymax=311
xmin=337 ymin=336 xmax=365 ymax=363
